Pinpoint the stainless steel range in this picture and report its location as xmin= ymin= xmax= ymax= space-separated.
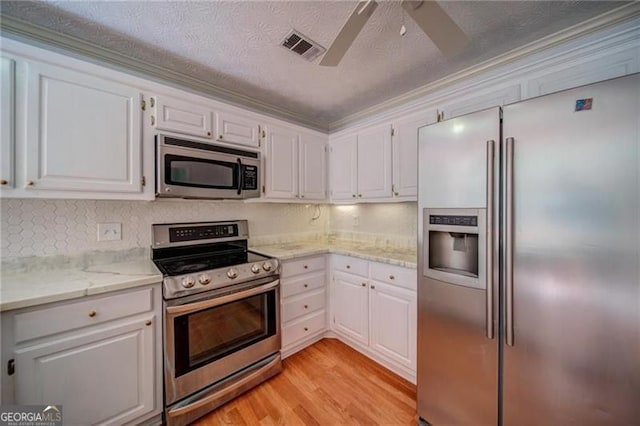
xmin=151 ymin=220 xmax=282 ymax=426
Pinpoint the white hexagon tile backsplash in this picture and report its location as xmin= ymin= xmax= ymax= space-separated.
xmin=0 ymin=199 xmax=329 ymax=259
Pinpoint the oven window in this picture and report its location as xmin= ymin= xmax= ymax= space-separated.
xmin=173 ymin=289 xmax=277 ymax=377
xmin=165 ymin=154 xmax=238 ymax=189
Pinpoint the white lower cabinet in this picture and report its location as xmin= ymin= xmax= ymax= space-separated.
xmin=332 ymin=271 xmax=369 ymax=345
xmin=280 ymin=255 xmax=327 ymax=356
xmin=369 ymin=281 xmax=416 ymax=369
xmin=330 ymin=255 xmax=417 ymax=380
xmin=1 ymin=285 xmax=162 ymax=425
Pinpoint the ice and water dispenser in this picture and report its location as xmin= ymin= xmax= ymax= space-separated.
xmin=424 ymin=208 xmax=486 ymax=290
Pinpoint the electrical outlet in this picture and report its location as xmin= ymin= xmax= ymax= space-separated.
xmin=97 ymin=223 xmax=122 ymax=241
xmin=352 ymin=215 xmax=359 ymax=227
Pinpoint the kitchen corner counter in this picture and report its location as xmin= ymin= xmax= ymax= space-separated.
xmin=250 ymin=240 xmax=417 ymax=269
xmin=0 ymin=255 xmax=162 ymax=312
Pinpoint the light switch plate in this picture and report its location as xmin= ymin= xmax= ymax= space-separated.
xmin=97 ymin=223 xmax=122 ymax=241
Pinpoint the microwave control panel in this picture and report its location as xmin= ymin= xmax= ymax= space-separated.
xmin=242 ymin=165 xmax=258 ymax=190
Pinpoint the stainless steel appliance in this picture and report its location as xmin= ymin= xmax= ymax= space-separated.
xmin=152 ymin=220 xmax=281 ymax=426
xmin=417 ymin=74 xmax=640 ymax=425
xmin=156 ymin=135 xmax=260 ymax=199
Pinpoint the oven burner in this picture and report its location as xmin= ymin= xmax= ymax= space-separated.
xmin=170 ymin=262 xmax=210 ymax=274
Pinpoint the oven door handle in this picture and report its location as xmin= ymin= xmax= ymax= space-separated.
xmin=166 ymin=279 xmax=279 ymax=316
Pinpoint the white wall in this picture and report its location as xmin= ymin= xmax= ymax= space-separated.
xmin=0 ymin=199 xmax=328 ymax=259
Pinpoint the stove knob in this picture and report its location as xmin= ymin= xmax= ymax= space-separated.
xmin=181 ymin=276 xmax=195 ymax=288
xmin=262 ymin=262 xmax=272 ymax=272
xmin=251 ymin=264 xmax=261 ymax=274
xmin=227 ymin=268 xmax=238 ymax=279
xmin=198 ymin=274 xmax=211 ymax=285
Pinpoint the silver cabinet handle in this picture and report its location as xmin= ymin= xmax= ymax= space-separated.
xmin=486 ymin=139 xmax=495 ymax=340
xmin=505 ymin=137 xmax=515 ymax=346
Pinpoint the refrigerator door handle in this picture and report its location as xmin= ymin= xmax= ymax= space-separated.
xmin=486 ymin=139 xmax=495 ymax=339
xmin=505 ymin=136 xmax=515 ymax=346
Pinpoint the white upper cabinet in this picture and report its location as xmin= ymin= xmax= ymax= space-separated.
xmin=329 ymin=124 xmax=392 ymax=202
xmin=264 ymin=124 xmax=299 ymax=199
xmin=298 ymin=133 xmax=327 ymax=200
xmin=264 ymin=125 xmax=327 ymax=201
xmin=1 ymin=57 xmax=15 ymax=191
xmin=440 ymin=84 xmax=521 ymax=120
xmin=215 ymin=110 xmax=260 ymax=147
xmin=329 ymin=134 xmax=358 ymax=201
xmin=357 ymin=123 xmax=392 ymax=199
xmin=24 ymin=61 xmax=143 ymax=195
xmin=151 ymin=95 xmax=213 ymax=139
xmin=392 ymin=110 xmax=436 ymax=199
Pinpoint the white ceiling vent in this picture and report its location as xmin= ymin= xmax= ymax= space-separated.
xmin=280 ymin=29 xmax=325 ymax=62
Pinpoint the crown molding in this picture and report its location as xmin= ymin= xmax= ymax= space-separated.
xmin=0 ymin=14 xmax=329 ymax=132
xmin=328 ymin=2 xmax=640 ymax=131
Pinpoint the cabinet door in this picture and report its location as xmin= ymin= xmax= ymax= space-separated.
xmin=440 ymin=84 xmax=521 ymax=120
xmin=392 ymin=110 xmax=436 ymax=198
xmin=357 ymin=124 xmax=392 ymax=199
xmin=264 ymin=124 xmax=298 ymax=199
xmin=332 ymin=271 xmax=369 ymax=345
xmin=153 ymin=95 xmax=213 ymax=138
xmin=14 ymin=316 xmax=155 ymax=425
xmin=329 ymin=134 xmax=357 ymax=201
xmin=299 ymin=133 xmax=326 ymax=200
xmin=370 ymin=281 xmax=416 ymax=370
xmin=215 ymin=110 xmax=260 ymax=147
xmin=24 ymin=62 xmax=143 ymax=194
xmin=1 ymin=57 xmax=15 ymax=190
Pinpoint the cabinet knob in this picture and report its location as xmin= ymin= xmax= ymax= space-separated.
xmin=371 ymin=284 xmax=376 ymax=289
xmin=207 ymin=131 xmax=211 ymax=136
xmin=303 ymin=265 xmax=308 ymax=269
xmin=389 ymin=275 xmax=395 ymax=280
xmin=145 ymin=320 xmax=152 ymax=326
xmin=358 ymin=194 xmax=362 ymax=198
xmin=346 ymin=265 xmax=351 ymax=269
xmin=88 ymin=310 xmax=97 ymax=318
xmin=304 ymin=305 xmax=308 ymax=309
xmin=27 ymin=181 xmax=35 ymax=187
xmin=352 ymin=194 xmax=356 ymax=198
xmin=219 ymin=135 xmax=223 ymax=140
xmin=361 ymin=283 xmax=366 ymax=287
xmin=394 ymin=192 xmax=399 ymax=196
xmin=304 ymin=327 xmax=309 ymax=331
xmin=0 ymin=179 xmax=7 ymax=185
xmin=301 ymin=195 xmax=305 ymax=198
xmin=303 ymin=283 xmax=308 ymax=288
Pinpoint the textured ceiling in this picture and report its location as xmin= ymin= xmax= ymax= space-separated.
xmin=0 ymin=1 xmax=628 ymax=128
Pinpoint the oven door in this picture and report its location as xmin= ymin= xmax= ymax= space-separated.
xmin=156 ymin=137 xmax=260 ymax=199
xmin=164 ymin=277 xmax=280 ymax=405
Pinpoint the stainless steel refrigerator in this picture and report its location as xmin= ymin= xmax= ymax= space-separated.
xmin=417 ymin=73 xmax=639 ymax=426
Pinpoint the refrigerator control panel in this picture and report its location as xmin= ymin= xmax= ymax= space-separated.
xmin=429 ymin=215 xmax=477 ymax=227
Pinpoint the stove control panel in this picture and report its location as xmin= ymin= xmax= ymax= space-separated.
xmin=163 ymin=258 xmax=280 ymax=299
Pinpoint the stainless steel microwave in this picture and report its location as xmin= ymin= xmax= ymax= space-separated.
xmin=156 ymin=135 xmax=260 ymax=199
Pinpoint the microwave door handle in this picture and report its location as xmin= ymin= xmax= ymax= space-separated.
xmin=237 ymin=158 xmax=243 ymax=196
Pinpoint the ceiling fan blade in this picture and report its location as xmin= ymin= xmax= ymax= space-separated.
xmin=320 ymin=0 xmax=378 ymax=67
xmin=402 ymin=0 xmax=468 ymax=56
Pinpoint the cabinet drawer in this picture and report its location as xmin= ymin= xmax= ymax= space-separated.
xmin=282 ymin=310 xmax=326 ymax=348
xmin=281 ymin=272 xmax=325 ymax=298
xmin=332 ymin=255 xmax=368 ymax=277
xmin=14 ymin=287 xmax=154 ymax=343
xmin=370 ymin=262 xmax=417 ymax=291
xmin=281 ymin=256 xmax=325 ymax=278
xmin=282 ymin=290 xmax=326 ymax=323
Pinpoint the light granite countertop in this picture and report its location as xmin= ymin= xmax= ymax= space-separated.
xmin=250 ymin=240 xmax=417 ymax=269
xmin=0 ymin=253 xmax=162 ymax=312
xmin=0 ymin=238 xmax=416 ymax=313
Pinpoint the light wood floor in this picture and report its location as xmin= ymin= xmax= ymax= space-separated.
xmin=195 ymin=338 xmax=417 ymax=425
